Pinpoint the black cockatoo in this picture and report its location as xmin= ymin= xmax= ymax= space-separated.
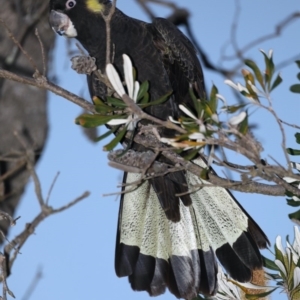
xmin=49 ymin=0 xmax=269 ymax=298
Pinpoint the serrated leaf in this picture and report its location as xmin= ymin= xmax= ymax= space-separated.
xmin=94 ymin=126 xmax=119 ymax=142
xmin=245 ymin=288 xmax=277 ymax=299
xmin=75 ymin=114 xmax=126 ymax=128
xmin=106 ymin=96 xmax=127 ymax=108
xmin=295 ymin=133 xmax=300 ymax=144
xmin=140 ymin=91 xmax=172 ymax=108
xmin=137 ymin=81 xmax=149 ymax=102
xmin=290 ymin=84 xmax=300 ymax=94
xmin=209 ymin=84 xmax=218 ymax=113
xmin=245 ymin=59 xmax=265 ymax=90
xmin=289 ymin=209 xmax=300 ymax=223
xmin=270 ymin=73 xmax=283 ymax=91
xmin=262 ymin=255 xmax=280 ymax=271
xmin=103 ymin=125 xmax=128 ymax=151
xmin=287 ymin=148 xmax=300 ymax=156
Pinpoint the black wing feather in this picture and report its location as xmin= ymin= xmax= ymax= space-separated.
xmin=68 ymin=8 xmax=269 ymax=299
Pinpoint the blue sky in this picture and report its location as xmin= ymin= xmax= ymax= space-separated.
xmin=5 ymin=1 xmax=300 ymax=299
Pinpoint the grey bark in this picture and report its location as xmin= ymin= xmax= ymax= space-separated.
xmin=0 ymin=0 xmax=55 ymax=240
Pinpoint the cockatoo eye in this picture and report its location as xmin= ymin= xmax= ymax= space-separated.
xmin=66 ymin=0 xmax=76 ymax=9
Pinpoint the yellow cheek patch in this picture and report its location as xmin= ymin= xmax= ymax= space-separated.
xmin=86 ymin=0 xmax=104 ymax=13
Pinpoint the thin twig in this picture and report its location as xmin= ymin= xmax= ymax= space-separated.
xmin=0 ymin=18 xmax=39 ymax=73
xmin=0 ymin=69 xmax=95 ymax=113
xmin=0 ymin=253 xmax=15 ymax=300
xmin=280 ymin=119 xmax=300 ymax=130
xmin=21 ymin=267 xmax=43 ymax=300
xmin=45 ymin=172 xmax=60 ymax=205
xmin=13 ymin=131 xmax=44 ymax=208
xmin=34 ymin=28 xmax=46 ymax=76
xmin=223 ymin=12 xmax=300 ymax=61
xmin=230 ymin=0 xmax=242 ymax=60
xmin=4 ymin=191 xmax=90 ymax=271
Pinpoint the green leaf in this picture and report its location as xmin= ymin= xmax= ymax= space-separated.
xmin=103 ymin=125 xmax=128 ymax=151
xmin=290 ymin=84 xmax=300 ymax=94
xmin=94 ymin=103 xmax=115 ymax=114
xmin=92 ymin=96 xmax=106 ymax=106
xmin=200 ymin=168 xmax=209 ymax=180
xmin=132 ymin=67 xmax=137 ymax=82
xmin=106 ymin=96 xmax=127 ymax=108
xmin=270 ymin=73 xmax=283 ymax=91
xmin=75 ymin=114 xmax=126 ymax=128
xmin=274 ymin=240 xmax=286 ymax=269
xmin=189 ymin=88 xmax=202 ymax=116
xmin=242 ymin=68 xmax=256 ymax=85
xmin=202 ymin=102 xmax=214 ymax=118
xmin=209 ymin=84 xmax=218 ymax=113
xmin=295 ymin=133 xmax=300 ymax=144
xmin=137 ymin=81 xmax=149 ymax=102
xmin=287 ymin=199 xmax=300 ymax=207
xmin=286 ymin=190 xmax=295 ymax=197
xmin=222 ymin=104 xmax=247 ymax=113
xmin=238 ymin=113 xmax=248 ymax=135
xmin=262 ymin=255 xmax=279 ymax=271
xmin=92 ymin=97 xmax=115 ymax=114
xmin=139 ymin=92 xmax=150 ymax=104
xmin=289 ymin=209 xmax=300 ymax=223
xmin=260 ymin=50 xmax=274 ymax=89
xmin=265 ymin=271 xmax=282 ymax=280
xmin=297 ymin=72 xmax=300 ymax=81
xmin=183 ymin=148 xmax=200 ymax=161
xmin=296 ymin=60 xmax=300 ymax=69
xmin=94 ymin=126 xmax=119 ymax=142
xmin=287 ymin=148 xmax=300 ymax=156
xmin=245 ymin=59 xmax=265 ymax=90
xmin=140 ymin=91 xmax=172 ymax=108
xmin=245 ymin=288 xmax=277 ymax=299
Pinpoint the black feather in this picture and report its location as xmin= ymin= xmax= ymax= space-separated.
xmin=49 ymin=1 xmax=270 ymax=298
xmin=129 ymin=253 xmax=156 ymax=291
xmin=148 ymin=258 xmax=168 ymax=296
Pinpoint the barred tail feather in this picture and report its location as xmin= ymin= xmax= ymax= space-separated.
xmin=115 ymin=158 xmax=269 ymax=299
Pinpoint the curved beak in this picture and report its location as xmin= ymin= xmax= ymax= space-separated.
xmin=49 ymin=10 xmax=77 ymax=37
